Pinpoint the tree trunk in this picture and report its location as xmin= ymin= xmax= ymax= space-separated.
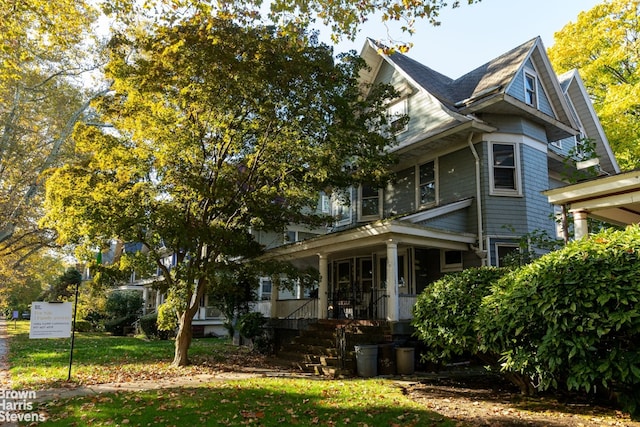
xmin=172 ymin=311 xmax=194 ymax=367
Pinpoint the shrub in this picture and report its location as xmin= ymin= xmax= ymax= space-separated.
xmin=104 ymin=315 xmax=136 ymax=336
xmin=139 ymin=312 xmax=171 ymax=340
xmin=105 ymin=291 xmax=143 ymax=320
xmin=238 ymin=312 xmax=271 ymax=354
xmin=478 ymin=226 xmax=640 ymax=418
xmin=412 ymin=267 xmax=506 ymax=363
xmin=73 ymin=320 xmax=93 ymax=332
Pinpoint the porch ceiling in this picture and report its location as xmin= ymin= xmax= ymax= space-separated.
xmin=262 ymin=219 xmax=476 ymax=262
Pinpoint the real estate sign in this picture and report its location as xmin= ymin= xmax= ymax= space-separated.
xmin=29 ymin=302 xmax=73 ymax=339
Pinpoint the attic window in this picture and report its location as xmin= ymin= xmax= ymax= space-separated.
xmin=524 ymin=71 xmax=538 ymax=107
xmin=387 ymin=100 xmax=408 ymax=133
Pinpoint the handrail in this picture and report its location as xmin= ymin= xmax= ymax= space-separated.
xmin=284 ymin=298 xmax=318 ymax=320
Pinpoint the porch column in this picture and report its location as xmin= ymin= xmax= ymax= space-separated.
xmin=386 ymin=239 xmax=400 ymax=322
xmin=142 ymin=287 xmax=149 ymax=315
xmin=270 ymin=277 xmax=279 ymax=319
xmin=318 ymin=253 xmax=329 ymax=320
xmin=572 ymin=209 xmax=589 ymax=240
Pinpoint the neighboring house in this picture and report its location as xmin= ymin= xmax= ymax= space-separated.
xmin=261 ymin=36 xmax=619 ymax=326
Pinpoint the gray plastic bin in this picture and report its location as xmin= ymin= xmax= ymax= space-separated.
xmin=354 ymin=345 xmax=378 ymax=377
xmin=396 ymin=347 xmax=415 ymax=374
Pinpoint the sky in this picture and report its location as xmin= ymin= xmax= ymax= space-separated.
xmin=322 ymin=0 xmax=602 ymax=79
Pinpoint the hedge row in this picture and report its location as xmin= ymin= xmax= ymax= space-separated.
xmin=412 ymin=226 xmax=640 ymax=418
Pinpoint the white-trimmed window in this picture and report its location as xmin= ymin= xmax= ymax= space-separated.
xmin=387 ymin=99 xmax=408 ymax=134
xmin=418 ymin=160 xmax=436 ymax=206
xmin=524 ymin=71 xmax=538 ymax=107
xmin=259 ymin=277 xmax=272 ymax=301
xmin=320 ymin=194 xmax=331 ymax=214
xmin=495 ymin=244 xmax=519 ymax=267
xmin=490 ymin=142 xmax=521 ymax=196
xmin=440 ymin=250 xmax=463 ymax=272
xmin=358 ymin=185 xmax=382 ymax=221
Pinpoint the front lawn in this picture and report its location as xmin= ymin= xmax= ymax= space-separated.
xmin=6 ymin=321 xmax=266 ymax=389
xmin=38 ymin=377 xmax=449 ymax=426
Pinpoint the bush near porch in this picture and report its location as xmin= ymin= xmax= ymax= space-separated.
xmin=412 ymin=226 xmax=640 ymax=419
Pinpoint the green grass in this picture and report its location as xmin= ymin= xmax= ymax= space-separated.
xmin=38 ymin=378 xmax=453 ymax=426
xmin=6 ymin=321 xmax=241 ymax=389
xmin=7 ymin=322 xmax=456 ymax=426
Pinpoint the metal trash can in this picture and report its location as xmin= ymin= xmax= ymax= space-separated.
xmin=354 ymin=345 xmax=378 ymax=377
xmin=396 ymin=347 xmax=415 ymax=375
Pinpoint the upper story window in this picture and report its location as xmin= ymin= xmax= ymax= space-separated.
xmin=418 ymin=160 xmax=436 ymax=206
xmin=524 ymin=71 xmax=538 ymax=108
xmin=387 ymin=99 xmax=408 ymax=134
xmin=358 ymin=185 xmax=382 ymax=221
xmin=332 ymin=189 xmax=352 ymax=227
xmin=490 ymin=142 xmax=521 ymax=196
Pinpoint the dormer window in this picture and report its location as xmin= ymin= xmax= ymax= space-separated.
xmin=524 ymin=71 xmax=538 ymax=107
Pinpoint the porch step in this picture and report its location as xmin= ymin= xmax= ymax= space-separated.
xmin=276 ymin=319 xmax=393 ymax=377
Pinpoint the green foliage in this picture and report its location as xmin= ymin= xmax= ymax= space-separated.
xmin=41 ymin=268 xmax=82 ymax=301
xmin=105 ymin=290 xmax=143 ymax=320
xmin=139 ymin=312 xmax=171 ymax=340
xmin=411 ymin=267 xmax=507 ymax=363
xmin=73 ymin=320 xmax=93 ymax=332
xmin=238 ymin=312 xmax=266 ymax=340
xmin=104 ymin=315 xmax=137 ymax=336
xmin=478 ymin=226 xmax=640 ymax=418
xmin=548 ymin=0 xmax=640 ymax=171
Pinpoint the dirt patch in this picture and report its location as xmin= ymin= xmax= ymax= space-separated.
xmin=400 ymin=374 xmax=639 ymax=426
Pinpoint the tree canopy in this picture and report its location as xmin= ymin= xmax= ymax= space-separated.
xmin=42 ymin=17 xmax=401 ymax=365
xmin=0 ymin=0 xmax=103 ymax=254
xmin=548 ymin=0 xmax=640 ymax=171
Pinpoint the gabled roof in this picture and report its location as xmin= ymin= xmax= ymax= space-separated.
xmin=360 ymin=37 xmax=579 ymax=141
xmin=557 ymin=69 xmax=620 ymax=174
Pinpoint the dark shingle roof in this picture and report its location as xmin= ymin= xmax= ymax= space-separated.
xmin=386 ymin=37 xmax=539 ymax=110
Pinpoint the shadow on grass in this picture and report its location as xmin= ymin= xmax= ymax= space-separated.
xmin=37 ymin=377 xmax=457 ymax=427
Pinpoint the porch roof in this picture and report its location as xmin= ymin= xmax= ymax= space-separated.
xmin=544 ymin=170 xmax=640 ymax=226
xmin=262 ymin=219 xmax=476 ymax=261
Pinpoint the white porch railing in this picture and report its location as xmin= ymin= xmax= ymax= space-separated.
xmin=251 ymin=300 xmax=271 ymax=318
xmin=195 ymin=306 xmax=224 ymax=320
xmin=399 ymin=295 xmax=418 ymax=320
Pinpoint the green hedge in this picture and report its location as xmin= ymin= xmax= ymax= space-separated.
xmin=104 ymin=315 xmax=137 ymax=336
xmin=412 ymin=267 xmax=506 ymax=362
xmin=139 ymin=312 xmax=171 ymax=340
xmin=479 ymin=226 xmax=640 ymax=418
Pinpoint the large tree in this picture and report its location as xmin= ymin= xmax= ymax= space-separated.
xmin=548 ymin=0 xmax=640 ymax=171
xmin=0 ymin=0 xmax=104 ymax=252
xmin=42 ymin=17 xmax=401 ymax=366
xmin=105 ymin=0 xmax=480 ymax=50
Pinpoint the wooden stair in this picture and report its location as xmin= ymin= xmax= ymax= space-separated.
xmin=276 ymin=319 xmax=393 ymax=377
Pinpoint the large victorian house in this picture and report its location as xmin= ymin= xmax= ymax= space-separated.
xmin=258 ymin=36 xmax=619 ymax=329
xmin=116 ymin=36 xmax=618 ymax=341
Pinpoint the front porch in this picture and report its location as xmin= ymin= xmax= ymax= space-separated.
xmin=262 ymin=219 xmax=478 ymax=323
xmin=254 ymin=294 xmax=418 ymax=321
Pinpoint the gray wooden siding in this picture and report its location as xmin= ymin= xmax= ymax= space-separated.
xmin=373 ymin=61 xmax=458 ymax=150
xmin=480 ymin=115 xmax=547 ymax=143
xmin=521 ymin=144 xmax=556 ymax=237
xmin=385 ymin=166 xmax=415 ymax=216
xmin=507 ymin=65 xmax=554 ymax=117
xmin=483 ymin=143 xmax=555 ymax=237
